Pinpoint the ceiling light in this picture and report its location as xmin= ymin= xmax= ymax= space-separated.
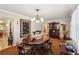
xmin=32 ymin=9 xmax=44 ymax=22
xmin=0 ymin=20 xmax=3 ymax=23
xmin=41 ymin=18 xmax=44 ymax=22
xmin=36 ymin=20 xmax=40 ymax=23
xmin=31 ymin=18 xmax=35 ymax=21
xmin=6 ymin=23 xmax=9 ymax=26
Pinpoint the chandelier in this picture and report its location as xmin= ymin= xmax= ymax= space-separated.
xmin=31 ymin=9 xmax=44 ymax=22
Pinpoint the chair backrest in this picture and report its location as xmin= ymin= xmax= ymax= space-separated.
xmin=23 ymin=35 xmax=31 ymax=43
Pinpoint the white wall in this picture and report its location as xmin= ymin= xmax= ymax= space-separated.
xmin=70 ymin=5 xmax=79 ymax=53
xmin=0 ymin=9 xmax=31 ymax=46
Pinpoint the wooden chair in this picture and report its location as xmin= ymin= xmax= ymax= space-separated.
xmin=59 ymin=43 xmax=70 ymax=55
xmin=17 ymin=36 xmax=34 ymax=55
xmin=42 ymin=41 xmax=52 ymax=54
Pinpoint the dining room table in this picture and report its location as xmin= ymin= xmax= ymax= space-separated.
xmin=29 ymin=36 xmax=50 ymax=45
xmin=28 ymin=36 xmax=50 ymax=54
xmin=21 ymin=35 xmax=50 ymax=54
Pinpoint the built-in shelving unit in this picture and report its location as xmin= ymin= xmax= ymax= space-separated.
xmin=49 ymin=22 xmax=60 ymax=38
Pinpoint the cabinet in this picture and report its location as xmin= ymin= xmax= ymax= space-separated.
xmin=49 ymin=22 xmax=60 ymax=38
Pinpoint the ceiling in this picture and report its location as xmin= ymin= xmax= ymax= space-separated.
xmin=0 ymin=4 xmax=77 ymax=20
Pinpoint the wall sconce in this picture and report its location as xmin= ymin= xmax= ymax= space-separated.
xmin=6 ymin=23 xmax=9 ymax=26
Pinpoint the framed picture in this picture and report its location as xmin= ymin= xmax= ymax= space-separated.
xmin=20 ymin=19 xmax=31 ymax=38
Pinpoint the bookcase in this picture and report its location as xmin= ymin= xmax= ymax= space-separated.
xmin=49 ymin=22 xmax=60 ymax=38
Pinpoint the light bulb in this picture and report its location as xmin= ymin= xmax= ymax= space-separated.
xmin=6 ymin=23 xmax=9 ymax=26
xmin=36 ymin=20 xmax=40 ymax=23
xmin=31 ymin=18 xmax=35 ymax=21
xmin=0 ymin=20 xmax=3 ymax=23
xmin=41 ymin=18 xmax=44 ymax=22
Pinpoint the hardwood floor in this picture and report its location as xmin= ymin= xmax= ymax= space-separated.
xmin=0 ymin=46 xmax=18 ymax=55
xmin=50 ymin=38 xmax=66 ymax=55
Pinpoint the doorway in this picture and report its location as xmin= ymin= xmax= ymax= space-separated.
xmin=0 ymin=17 xmax=13 ymax=50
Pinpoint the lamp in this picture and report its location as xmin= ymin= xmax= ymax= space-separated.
xmin=31 ymin=9 xmax=44 ymax=22
xmin=0 ymin=20 xmax=3 ymax=23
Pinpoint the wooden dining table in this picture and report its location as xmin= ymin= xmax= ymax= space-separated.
xmin=28 ymin=36 xmax=50 ymax=54
xmin=21 ymin=36 xmax=51 ymax=54
xmin=29 ymin=36 xmax=50 ymax=45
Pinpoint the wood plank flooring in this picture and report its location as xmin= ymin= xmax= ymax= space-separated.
xmin=50 ymin=38 xmax=65 ymax=55
xmin=0 ymin=46 xmax=18 ymax=55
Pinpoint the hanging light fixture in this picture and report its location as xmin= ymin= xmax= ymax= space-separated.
xmin=31 ymin=9 xmax=44 ymax=23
